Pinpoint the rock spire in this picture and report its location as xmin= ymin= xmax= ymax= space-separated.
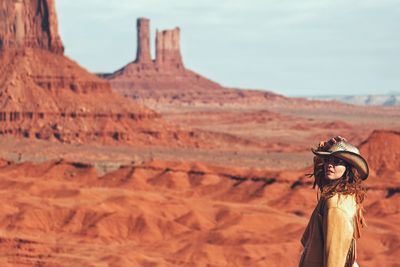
xmin=135 ymin=18 xmax=152 ymax=64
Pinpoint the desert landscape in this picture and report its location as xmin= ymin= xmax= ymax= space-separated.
xmin=0 ymin=1 xmax=399 ymax=266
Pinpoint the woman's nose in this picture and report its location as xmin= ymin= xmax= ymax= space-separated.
xmin=326 ymin=163 xmax=334 ymax=168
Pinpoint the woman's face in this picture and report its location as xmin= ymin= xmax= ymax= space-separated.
xmin=324 ymin=156 xmax=347 ymax=180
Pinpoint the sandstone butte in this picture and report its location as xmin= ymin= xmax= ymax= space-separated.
xmin=101 ymin=18 xmax=287 ymax=105
xmin=0 ymin=0 xmax=201 ymax=146
xmin=102 ymin=18 xmax=222 ymax=91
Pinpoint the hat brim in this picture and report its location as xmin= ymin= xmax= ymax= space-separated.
xmin=312 ymin=148 xmax=369 ymax=180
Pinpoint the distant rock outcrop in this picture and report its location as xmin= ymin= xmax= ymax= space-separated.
xmin=359 ymin=130 xmax=400 ymax=181
xmin=309 ymin=95 xmax=400 ymax=107
xmin=155 ymin=27 xmax=183 ymax=68
xmin=103 ymin=18 xmax=222 ymax=95
xmin=102 ymin=18 xmax=282 ymax=105
xmin=135 ymin=18 xmax=183 ymax=68
xmin=135 ymin=18 xmax=152 ymax=64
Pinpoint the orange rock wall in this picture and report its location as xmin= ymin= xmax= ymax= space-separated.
xmin=0 ymin=0 xmax=64 ymax=53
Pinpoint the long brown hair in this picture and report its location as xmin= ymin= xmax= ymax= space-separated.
xmin=310 ymin=156 xmax=367 ymax=231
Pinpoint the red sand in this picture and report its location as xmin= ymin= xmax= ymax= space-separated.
xmin=0 ymin=130 xmax=398 ymax=266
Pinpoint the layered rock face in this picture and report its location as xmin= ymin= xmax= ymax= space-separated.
xmin=0 ymin=0 xmax=172 ymax=144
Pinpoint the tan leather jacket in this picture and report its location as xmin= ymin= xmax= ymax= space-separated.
xmin=299 ymin=194 xmax=359 ymax=267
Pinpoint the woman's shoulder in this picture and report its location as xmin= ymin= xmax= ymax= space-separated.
xmin=324 ymin=193 xmax=357 ymax=217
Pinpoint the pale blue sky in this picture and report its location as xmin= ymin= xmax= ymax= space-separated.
xmin=56 ymin=0 xmax=399 ymax=96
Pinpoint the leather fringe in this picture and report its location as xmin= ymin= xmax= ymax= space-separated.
xmin=345 ymin=238 xmax=356 ymax=267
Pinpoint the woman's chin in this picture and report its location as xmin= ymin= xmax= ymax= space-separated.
xmin=325 ymin=174 xmax=340 ymax=180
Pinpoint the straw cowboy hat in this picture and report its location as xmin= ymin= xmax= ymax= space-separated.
xmin=312 ymin=140 xmax=369 ymax=180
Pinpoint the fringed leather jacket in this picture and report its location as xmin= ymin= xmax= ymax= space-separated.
xmin=299 ymin=193 xmax=361 ymax=267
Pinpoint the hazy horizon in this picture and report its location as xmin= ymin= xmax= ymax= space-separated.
xmin=56 ymin=0 xmax=399 ymax=97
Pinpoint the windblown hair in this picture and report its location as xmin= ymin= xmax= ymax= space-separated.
xmin=311 ymin=156 xmax=367 ymax=229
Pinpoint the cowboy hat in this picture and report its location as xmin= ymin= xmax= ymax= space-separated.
xmin=311 ymin=140 xmax=369 ymax=180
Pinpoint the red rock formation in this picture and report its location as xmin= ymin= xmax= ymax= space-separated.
xmin=359 ymin=130 xmax=400 ymax=181
xmin=155 ymin=28 xmax=183 ymax=68
xmin=0 ymin=0 xmax=64 ymax=54
xmin=105 ymin=18 xmax=227 ymax=102
xmin=0 ymin=0 xmax=189 ymax=145
xmin=104 ymin=18 xmax=285 ymax=105
xmin=135 ymin=18 xmax=152 ymax=64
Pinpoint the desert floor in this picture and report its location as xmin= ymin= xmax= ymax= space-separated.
xmin=0 ymin=100 xmax=399 ymax=266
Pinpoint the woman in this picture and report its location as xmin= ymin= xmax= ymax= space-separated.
xmin=299 ymin=136 xmax=369 ymax=267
